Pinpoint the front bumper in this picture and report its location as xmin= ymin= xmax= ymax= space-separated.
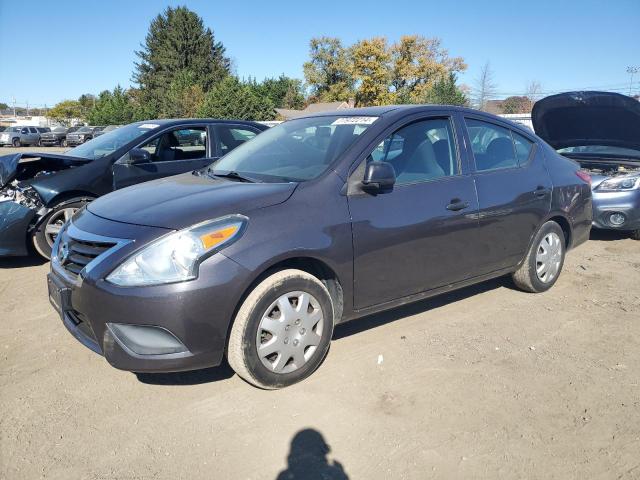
xmin=40 ymin=138 xmax=63 ymax=145
xmin=48 ymin=211 xmax=252 ymax=373
xmin=65 ymin=137 xmax=85 ymax=146
xmin=592 ymin=188 xmax=640 ymax=231
xmin=0 ymin=200 xmax=35 ymax=256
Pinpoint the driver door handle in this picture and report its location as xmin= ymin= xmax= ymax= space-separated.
xmin=446 ymin=199 xmax=470 ymax=211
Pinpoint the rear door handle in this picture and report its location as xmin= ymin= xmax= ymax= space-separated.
xmin=446 ymin=200 xmax=470 ymax=211
xmin=534 ymin=187 xmax=551 ymax=197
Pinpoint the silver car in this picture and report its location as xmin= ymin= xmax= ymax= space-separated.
xmin=532 ymin=91 xmax=640 ymax=240
xmin=0 ymin=126 xmax=41 ymax=147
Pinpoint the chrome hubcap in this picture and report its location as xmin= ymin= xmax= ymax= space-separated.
xmin=44 ymin=208 xmax=77 ymax=248
xmin=256 ymin=291 xmax=324 ymax=374
xmin=536 ymin=232 xmax=562 ymax=283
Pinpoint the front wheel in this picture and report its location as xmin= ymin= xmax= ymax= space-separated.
xmin=12 ymin=138 xmax=20 ymax=147
xmin=61 ymin=139 xmax=68 ymax=147
xmin=512 ymin=221 xmax=566 ymax=293
xmin=32 ymin=199 xmax=89 ymax=259
xmin=227 ymin=269 xmax=335 ymax=389
xmin=631 ymin=229 xmax=640 ymax=240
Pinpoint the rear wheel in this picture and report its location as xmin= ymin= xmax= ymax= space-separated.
xmin=32 ymin=199 xmax=89 ymax=259
xmin=227 ymin=269 xmax=335 ymax=389
xmin=512 ymin=221 xmax=566 ymax=293
xmin=12 ymin=138 xmax=20 ymax=147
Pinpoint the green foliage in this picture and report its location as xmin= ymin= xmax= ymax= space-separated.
xmin=423 ymin=73 xmax=468 ymax=106
xmin=501 ymin=95 xmax=531 ymax=114
xmin=198 ymin=76 xmax=275 ymax=121
xmin=86 ymin=86 xmax=136 ymax=125
xmin=133 ymin=6 xmax=230 ymax=117
xmin=303 ymin=35 xmax=466 ymax=106
xmin=303 ymin=37 xmax=354 ymax=102
xmin=0 ymin=102 xmax=9 ymax=111
xmin=47 ymin=100 xmax=83 ymax=122
xmin=252 ymin=75 xmax=305 ymax=109
xmin=162 ymin=70 xmax=206 ymax=118
xmin=77 ymin=94 xmax=96 ymax=117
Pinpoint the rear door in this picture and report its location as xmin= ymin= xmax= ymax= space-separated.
xmin=463 ymin=116 xmax=552 ymax=273
xmin=112 ymin=124 xmax=214 ymax=190
xmin=348 ymin=113 xmax=480 ymax=310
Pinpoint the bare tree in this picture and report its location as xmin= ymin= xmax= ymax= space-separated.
xmin=525 ymin=81 xmax=543 ymax=112
xmin=473 ymin=61 xmax=497 ymax=111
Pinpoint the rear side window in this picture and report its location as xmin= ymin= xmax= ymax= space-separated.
xmin=368 ymin=117 xmax=458 ymax=184
xmin=217 ymin=126 xmax=258 ymax=155
xmin=512 ymin=131 xmax=534 ymax=165
xmin=465 ymin=118 xmax=517 ymax=171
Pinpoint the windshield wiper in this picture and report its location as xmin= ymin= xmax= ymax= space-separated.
xmin=209 ymin=170 xmax=261 ymax=183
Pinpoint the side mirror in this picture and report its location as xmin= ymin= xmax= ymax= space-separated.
xmin=362 ymin=161 xmax=396 ymax=193
xmin=128 ymin=148 xmax=151 ymax=165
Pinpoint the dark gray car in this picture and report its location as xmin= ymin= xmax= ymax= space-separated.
xmin=47 ymin=105 xmax=592 ymax=388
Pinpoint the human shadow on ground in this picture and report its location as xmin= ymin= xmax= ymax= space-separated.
xmin=276 ymin=428 xmax=348 ymax=480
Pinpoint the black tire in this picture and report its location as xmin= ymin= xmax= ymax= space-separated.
xmin=61 ymin=139 xmax=68 ymax=147
xmin=37 ymin=139 xmax=42 ymax=146
xmin=631 ymin=229 xmax=640 ymax=241
xmin=512 ymin=221 xmax=566 ymax=293
xmin=12 ymin=138 xmax=20 ymax=147
xmin=32 ymin=199 xmax=89 ymax=259
xmin=227 ymin=269 xmax=335 ymax=389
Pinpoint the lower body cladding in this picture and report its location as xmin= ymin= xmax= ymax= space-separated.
xmin=48 ymin=238 xmax=253 ymax=373
xmin=592 ymin=189 xmax=640 ymax=232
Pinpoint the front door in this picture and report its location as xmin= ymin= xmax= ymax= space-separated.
xmin=348 ymin=116 xmax=480 ymax=310
xmin=112 ymin=125 xmax=214 ymax=190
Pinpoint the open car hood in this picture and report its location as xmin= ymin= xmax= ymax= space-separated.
xmin=531 ymin=91 xmax=640 ymax=152
xmin=0 ymin=152 xmax=91 ymax=188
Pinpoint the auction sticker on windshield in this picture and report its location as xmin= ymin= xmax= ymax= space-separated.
xmin=138 ymin=124 xmax=160 ymax=129
xmin=331 ymin=117 xmax=378 ymax=125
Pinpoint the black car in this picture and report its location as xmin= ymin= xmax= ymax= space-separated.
xmin=46 ymin=106 xmax=592 ymax=389
xmin=65 ymin=126 xmax=104 ymax=146
xmin=0 ymin=119 xmax=268 ymax=258
xmin=40 ymin=126 xmax=69 ymax=146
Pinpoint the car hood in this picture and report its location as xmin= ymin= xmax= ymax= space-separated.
xmin=532 ymin=91 xmax=640 ymax=152
xmin=0 ymin=152 xmax=91 ymax=187
xmin=87 ymin=172 xmax=298 ymax=230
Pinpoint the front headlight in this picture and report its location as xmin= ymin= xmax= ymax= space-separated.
xmin=106 ymin=215 xmax=247 ymax=287
xmin=596 ymin=175 xmax=640 ymax=192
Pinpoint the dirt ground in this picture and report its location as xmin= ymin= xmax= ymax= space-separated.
xmin=0 ymin=146 xmax=68 ymax=156
xmin=1 ymin=230 xmax=639 ymax=480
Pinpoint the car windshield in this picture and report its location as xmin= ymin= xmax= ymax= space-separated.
xmin=558 ymin=145 xmax=640 ymax=158
xmin=212 ymin=116 xmax=378 ymax=182
xmin=77 ymin=127 xmax=92 ymax=133
xmin=65 ymin=123 xmax=160 ymax=160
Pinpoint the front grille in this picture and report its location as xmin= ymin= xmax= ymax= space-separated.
xmin=59 ymin=235 xmax=116 ymax=276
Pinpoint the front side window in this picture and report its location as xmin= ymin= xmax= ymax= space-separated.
xmin=368 ymin=118 xmax=458 ymax=185
xmin=213 ymin=116 xmax=377 ymax=182
xmin=465 ymin=118 xmax=517 ymax=171
xmin=139 ymin=127 xmax=207 ymax=162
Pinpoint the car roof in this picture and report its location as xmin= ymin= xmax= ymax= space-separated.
xmin=131 ymin=118 xmax=268 ymax=129
xmin=291 ymin=104 xmax=533 ymax=136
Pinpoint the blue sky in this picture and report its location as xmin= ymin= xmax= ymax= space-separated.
xmin=0 ymin=0 xmax=638 ymax=108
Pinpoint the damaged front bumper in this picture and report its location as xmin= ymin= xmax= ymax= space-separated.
xmin=0 ymin=184 xmax=48 ymax=256
xmin=0 ymin=200 xmax=36 ymax=256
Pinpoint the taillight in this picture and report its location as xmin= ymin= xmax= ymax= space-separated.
xmin=575 ymin=170 xmax=592 ymax=185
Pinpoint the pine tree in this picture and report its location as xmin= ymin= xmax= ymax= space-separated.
xmin=133 ymin=6 xmax=230 ymax=117
xmin=198 ymin=76 xmax=275 ymax=121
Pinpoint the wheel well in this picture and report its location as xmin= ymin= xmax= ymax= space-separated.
xmin=46 ymin=191 xmax=96 ymax=208
xmin=262 ymin=257 xmax=344 ymax=322
xmin=548 ymin=215 xmax=572 ymax=248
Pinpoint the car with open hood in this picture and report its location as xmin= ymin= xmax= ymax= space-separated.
xmin=532 ymin=91 xmax=640 ymax=239
xmin=47 ymin=105 xmax=592 ymax=388
xmin=0 ymin=119 xmax=268 ymax=258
